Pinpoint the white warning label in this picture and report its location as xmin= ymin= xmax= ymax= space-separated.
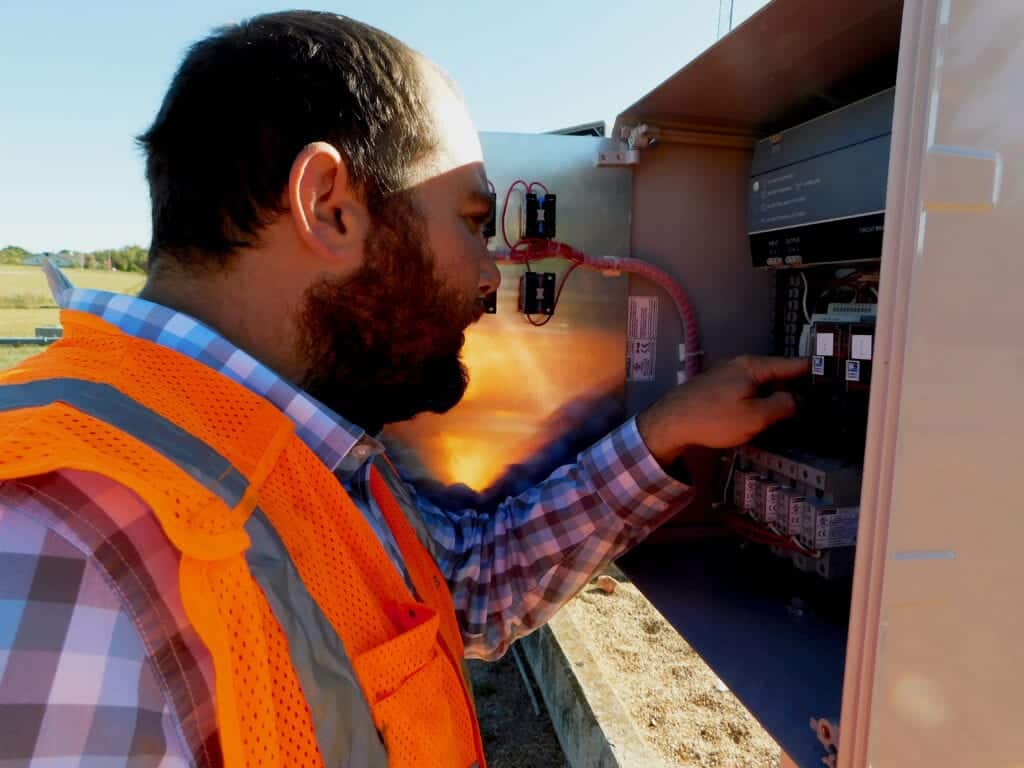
xmin=627 ymin=296 xmax=658 ymax=382
xmin=628 ymin=296 xmax=659 ymax=340
xmin=850 ymin=333 xmax=873 ymax=361
xmin=628 ymin=340 xmax=657 ymax=381
xmin=815 ymin=332 xmax=835 ymax=356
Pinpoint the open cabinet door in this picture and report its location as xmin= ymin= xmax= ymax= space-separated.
xmin=842 ymin=2 xmax=1024 ymax=766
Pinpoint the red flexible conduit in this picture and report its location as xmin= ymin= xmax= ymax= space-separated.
xmin=493 ymin=242 xmax=702 ymax=380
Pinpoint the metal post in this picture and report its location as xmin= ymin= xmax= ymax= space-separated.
xmin=718 ymin=0 xmax=736 ymax=39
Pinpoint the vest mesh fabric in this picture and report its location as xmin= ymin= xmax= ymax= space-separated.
xmin=0 ymin=310 xmax=484 ymax=768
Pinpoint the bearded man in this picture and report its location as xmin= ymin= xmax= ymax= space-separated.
xmin=0 ymin=12 xmax=805 ymax=766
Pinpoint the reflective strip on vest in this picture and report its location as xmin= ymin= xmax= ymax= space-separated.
xmin=245 ymin=508 xmax=388 ymax=768
xmin=0 ymin=377 xmax=388 ymax=767
xmin=0 ymin=378 xmax=248 ymax=508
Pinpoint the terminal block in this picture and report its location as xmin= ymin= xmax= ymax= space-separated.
xmin=738 ymin=445 xmax=863 ymax=506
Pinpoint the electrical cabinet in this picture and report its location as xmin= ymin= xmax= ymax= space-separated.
xmin=614 ymin=1 xmax=1024 ymax=766
xmin=386 ymin=1 xmax=1024 ymax=765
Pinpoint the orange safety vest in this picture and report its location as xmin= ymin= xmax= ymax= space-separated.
xmin=0 ymin=309 xmax=486 ymax=768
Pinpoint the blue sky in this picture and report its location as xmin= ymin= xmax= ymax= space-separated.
xmin=0 ymin=0 xmax=768 ymax=252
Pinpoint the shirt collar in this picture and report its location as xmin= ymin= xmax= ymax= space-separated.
xmin=44 ymin=260 xmax=382 ymax=477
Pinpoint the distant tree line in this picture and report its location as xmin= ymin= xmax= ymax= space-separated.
xmin=1 ymin=245 xmax=148 ymax=272
xmin=83 ymin=246 xmax=148 ymax=273
xmin=0 ymin=246 xmax=32 ymax=265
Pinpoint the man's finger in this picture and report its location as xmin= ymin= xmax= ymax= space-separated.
xmin=742 ymin=355 xmax=810 ymax=385
xmin=750 ymin=390 xmax=798 ymax=429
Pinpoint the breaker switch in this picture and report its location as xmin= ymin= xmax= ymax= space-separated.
xmin=525 ymin=193 xmax=557 ymax=239
xmin=844 ymin=322 xmax=875 ymax=391
xmin=519 ymin=272 xmax=556 ymax=315
xmin=810 ymin=322 xmax=843 ymax=382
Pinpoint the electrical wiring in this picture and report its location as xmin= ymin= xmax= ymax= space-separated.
xmin=510 ymin=238 xmax=580 ymax=324
xmin=525 ymin=261 xmax=582 ymax=327
xmin=495 ymin=181 xmax=702 ymax=376
xmin=502 ymin=180 xmax=551 ymax=247
xmin=722 ymin=453 xmax=739 ymax=506
xmin=812 ymin=283 xmax=860 ymax=315
xmin=725 ymin=512 xmax=821 ymax=556
xmin=799 ymin=271 xmax=812 ymax=324
xmin=494 ymin=241 xmax=703 ymax=378
xmin=500 ymin=180 xmax=529 ymax=248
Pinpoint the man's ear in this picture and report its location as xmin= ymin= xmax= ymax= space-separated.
xmin=287 ymin=141 xmax=370 ymax=265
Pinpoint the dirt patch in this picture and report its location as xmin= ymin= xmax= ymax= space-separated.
xmin=469 ymin=652 xmax=568 ymax=768
xmin=560 ymin=565 xmax=781 ymax=768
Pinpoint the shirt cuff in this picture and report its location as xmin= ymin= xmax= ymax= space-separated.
xmin=579 ymin=416 xmax=693 ymax=525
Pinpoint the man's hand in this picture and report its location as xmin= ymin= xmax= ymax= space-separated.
xmin=636 ymin=355 xmax=810 ymax=467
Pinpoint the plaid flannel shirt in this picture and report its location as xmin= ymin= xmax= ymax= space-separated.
xmin=0 ymin=266 xmax=692 ymax=765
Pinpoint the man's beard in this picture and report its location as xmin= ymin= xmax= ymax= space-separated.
xmin=298 ymin=195 xmax=483 ymax=433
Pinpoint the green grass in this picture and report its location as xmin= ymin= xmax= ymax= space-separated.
xmin=0 ymin=292 xmax=55 ymax=309
xmin=0 ymin=307 xmax=62 ymax=337
xmin=0 ymin=264 xmax=145 ymax=339
xmin=0 ymin=265 xmax=145 ymax=298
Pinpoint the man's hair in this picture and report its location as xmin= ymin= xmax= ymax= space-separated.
xmin=139 ymin=11 xmax=436 ymax=269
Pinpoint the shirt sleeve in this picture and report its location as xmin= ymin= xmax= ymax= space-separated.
xmin=405 ymin=417 xmax=693 ymax=660
xmin=0 ymin=498 xmax=189 ymax=766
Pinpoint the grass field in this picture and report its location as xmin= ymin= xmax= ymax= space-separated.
xmin=0 ymin=265 xmax=145 ymax=305
xmin=0 ymin=307 xmax=61 ymax=336
xmin=0 ymin=265 xmax=146 ymax=370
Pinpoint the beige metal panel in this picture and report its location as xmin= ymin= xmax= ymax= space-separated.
xmin=843 ymin=2 xmax=1024 ymax=766
xmin=626 ymin=141 xmax=774 ymax=520
xmin=628 ymin=142 xmax=774 ymax=403
xmin=836 ymin=2 xmax=941 ymax=765
xmin=384 ymin=133 xmax=632 ymax=493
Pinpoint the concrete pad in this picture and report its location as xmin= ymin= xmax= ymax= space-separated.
xmin=519 ymin=606 xmax=663 ymax=768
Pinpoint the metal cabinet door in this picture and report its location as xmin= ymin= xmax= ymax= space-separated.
xmin=841 ymin=2 xmax=1024 ymax=766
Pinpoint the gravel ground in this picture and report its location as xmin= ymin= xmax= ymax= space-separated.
xmin=471 ymin=564 xmax=780 ymax=768
xmin=469 ymin=653 xmax=568 ymax=768
xmin=560 ymin=566 xmax=779 ymax=767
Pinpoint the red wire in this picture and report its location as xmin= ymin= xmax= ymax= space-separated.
xmin=501 ymin=180 xmax=530 ymax=248
xmin=495 ymin=240 xmax=701 ymax=376
xmin=510 ymin=238 xmax=535 ymax=272
xmin=527 ymin=181 xmax=550 ymax=195
xmin=725 ymin=513 xmax=819 ymax=556
xmin=525 ymin=259 xmax=581 ymax=327
xmin=554 ymin=261 xmax=581 ymax=304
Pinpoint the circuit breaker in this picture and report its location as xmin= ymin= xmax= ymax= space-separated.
xmin=811 ymin=322 xmax=844 ymax=382
xmin=524 ymin=193 xmax=557 ymax=239
xmin=844 ymin=322 xmax=874 ymax=391
xmin=519 ymin=272 xmax=556 ymax=315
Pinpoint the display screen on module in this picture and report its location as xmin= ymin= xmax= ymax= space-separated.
xmin=748 ymin=88 xmax=894 ymax=268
